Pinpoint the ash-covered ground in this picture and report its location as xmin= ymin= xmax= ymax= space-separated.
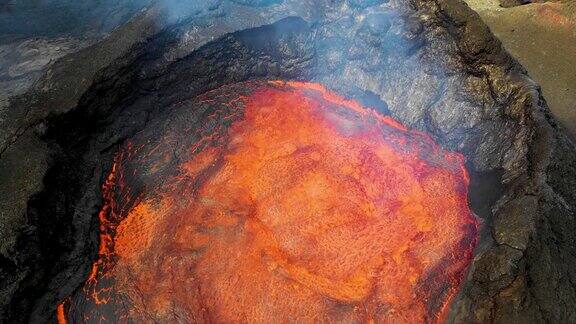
xmin=0 ymin=0 xmax=575 ymax=323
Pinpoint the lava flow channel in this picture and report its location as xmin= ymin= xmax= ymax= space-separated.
xmin=58 ymin=81 xmax=478 ymax=323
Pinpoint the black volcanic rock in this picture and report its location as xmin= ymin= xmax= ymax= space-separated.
xmin=0 ymin=0 xmax=575 ymax=322
xmin=499 ymin=0 xmax=556 ymax=8
xmin=499 ymin=0 xmax=531 ymax=7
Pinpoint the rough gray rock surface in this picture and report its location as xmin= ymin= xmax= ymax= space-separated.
xmin=0 ymin=0 xmax=575 ymax=322
xmin=0 ymin=0 xmax=156 ymax=43
xmin=0 ymin=9 xmax=161 ymax=255
xmin=0 ymin=37 xmax=92 ymax=102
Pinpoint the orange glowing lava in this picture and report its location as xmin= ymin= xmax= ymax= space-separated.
xmin=58 ymin=81 xmax=478 ymax=323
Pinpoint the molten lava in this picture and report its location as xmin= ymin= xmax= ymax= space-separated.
xmin=58 ymin=81 xmax=478 ymax=323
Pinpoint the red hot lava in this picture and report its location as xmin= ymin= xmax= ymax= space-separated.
xmin=58 ymin=81 xmax=478 ymax=323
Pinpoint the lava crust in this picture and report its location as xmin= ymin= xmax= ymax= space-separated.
xmin=59 ymin=81 xmax=478 ymax=323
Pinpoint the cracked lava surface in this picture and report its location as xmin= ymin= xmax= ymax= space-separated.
xmin=58 ymin=81 xmax=478 ymax=323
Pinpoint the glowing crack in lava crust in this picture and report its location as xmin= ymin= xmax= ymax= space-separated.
xmin=59 ymin=81 xmax=478 ymax=323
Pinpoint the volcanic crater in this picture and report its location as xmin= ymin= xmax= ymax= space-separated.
xmin=1 ymin=1 xmax=576 ymax=323
xmin=58 ymin=80 xmax=478 ymax=323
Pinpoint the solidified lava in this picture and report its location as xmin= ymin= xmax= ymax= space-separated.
xmin=58 ymin=81 xmax=478 ymax=323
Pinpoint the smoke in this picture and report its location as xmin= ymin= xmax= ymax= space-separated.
xmin=0 ymin=0 xmax=289 ymax=43
xmin=0 ymin=0 xmax=147 ymax=42
xmin=0 ymin=0 xmax=229 ymax=43
xmin=0 ymin=0 xmax=432 ymax=150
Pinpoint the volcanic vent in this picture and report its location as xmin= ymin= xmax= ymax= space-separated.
xmin=58 ymin=81 xmax=478 ymax=323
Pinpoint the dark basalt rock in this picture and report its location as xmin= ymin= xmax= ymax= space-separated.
xmin=499 ymin=0 xmax=531 ymax=8
xmin=0 ymin=0 xmax=575 ymax=323
xmin=499 ymin=0 xmax=557 ymax=8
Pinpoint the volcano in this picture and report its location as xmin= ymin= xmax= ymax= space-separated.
xmin=2 ymin=1 xmax=576 ymax=323
xmin=58 ymin=81 xmax=477 ymax=323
